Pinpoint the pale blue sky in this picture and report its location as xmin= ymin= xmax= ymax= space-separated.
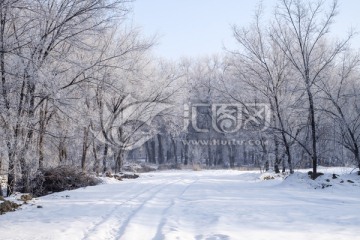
xmin=131 ymin=0 xmax=360 ymax=60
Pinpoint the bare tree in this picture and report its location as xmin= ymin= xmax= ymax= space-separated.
xmin=270 ymin=0 xmax=352 ymax=178
xmin=319 ymin=52 xmax=360 ymax=173
xmin=231 ymin=5 xmax=297 ymax=173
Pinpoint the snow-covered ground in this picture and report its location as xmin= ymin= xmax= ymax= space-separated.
xmin=0 ymin=168 xmax=360 ymax=240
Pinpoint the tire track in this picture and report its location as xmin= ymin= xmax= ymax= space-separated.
xmin=82 ymin=177 xmax=184 ymax=240
xmin=152 ymin=177 xmax=199 ymax=240
xmin=116 ymin=177 xmax=200 ymax=240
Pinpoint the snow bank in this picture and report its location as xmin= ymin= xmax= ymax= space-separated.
xmin=282 ymin=171 xmax=360 ymax=190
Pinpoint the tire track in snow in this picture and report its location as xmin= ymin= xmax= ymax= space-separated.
xmin=82 ymin=177 xmax=184 ymax=240
xmin=152 ymin=177 xmax=199 ymax=240
xmin=117 ymin=176 xmax=200 ymax=240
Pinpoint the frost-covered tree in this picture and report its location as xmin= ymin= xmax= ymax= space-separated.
xmin=230 ymin=5 xmax=299 ymax=173
xmin=0 ymin=0 xmax=155 ymax=194
xmin=270 ymin=0 xmax=353 ymax=178
xmin=319 ymin=52 xmax=360 ymax=173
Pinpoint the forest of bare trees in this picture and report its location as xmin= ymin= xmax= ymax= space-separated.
xmin=0 ymin=0 xmax=359 ymax=196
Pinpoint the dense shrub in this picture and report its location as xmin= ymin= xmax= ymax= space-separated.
xmin=158 ymin=163 xmax=183 ymax=170
xmin=0 ymin=196 xmax=20 ymax=215
xmin=30 ymin=166 xmax=101 ymax=197
xmin=122 ymin=163 xmax=157 ymax=173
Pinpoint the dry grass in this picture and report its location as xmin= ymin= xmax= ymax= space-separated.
xmin=31 ymin=166 xmax=101 ymax=197
xmin=158 ymin=163 xmax=183 ymax=170
xmin=192 ymin=164 xmax=202 ymax=171
xmin=0 ymin=196 xmax=20 ymax=215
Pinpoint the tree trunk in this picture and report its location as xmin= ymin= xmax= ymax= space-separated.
xmin=145 ymin=139 xmax=156 ymax=164
xmin=115 ymin=149 xmax=124 ymax=173
xmin=38 ymin=103 xmax=48 ymax=170
xmin=58 ymin=137 xmax=67 ymax=163
xmin=216 ymin=145 xmax=223 ymax=166
xmin=7 ymin=167 xmax=14 ymax=197
xmin=207 ymin=144 xmax=211 ymax=167
xmin=145 ymin=141 xmax=151 ymax=163
xmin=184 ymin=144 xmax=189 ymax=165
xmin=157 ymin=134 xmax=164 ymax=164
xmin=261 ymin=141 xmax=268 ymax=171
xmin=92 ymin=140 xmax=100 ymax=175
xmin=38 ymin=130 xmax=44 ymax=170
xmin=307 ymin=84 xmax=318 ymax=179
xmin=243 ymin=144 xmax=247 ymax=165
xmin=150 ymin=140 xmax=156 ymax=163
xmin=6 ymin=141 xmax=16 ymax=196
xmin=286 ymin=144 xmax=293 ymax=174
xmin=19 ymin=127 xmax=34 ymax=193
xmin=81 ymin=126 xmax=89 ymax=172
xmin=102 ymin=143 xmax=108 ymax=174
xmin=180 ymin=147 xmax=184 ymax=164
xmin=166 ymin=148 xmax=171 ymax=163
xmin=20 ymin=73 xmax=36 ymax=192
xmin=355 ymin=148 xmax=360 ymax=175
xmin=0 ymin=153 xmax=2 ymax=196
xmin=282 ymin=153 xmax=286 ymax=173
xmin=274 ymin=95 xmax=293 ymax=174
xmin=171 ymin=137 xmax=177 ymax=164
xmin=0 ymin=2 xmax=9 ymax=110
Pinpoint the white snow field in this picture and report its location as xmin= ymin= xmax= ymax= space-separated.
xmin=0 ymin=168 xmax=360 ymax=240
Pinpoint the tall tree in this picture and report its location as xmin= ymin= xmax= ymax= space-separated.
xmin=270 ymin=0 xmax=352 ymax=178
xmin=231 ymin=5 xmax=296 ymax=173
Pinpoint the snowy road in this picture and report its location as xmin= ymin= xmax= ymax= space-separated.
xmin=0 ymin=170 xmax=360 ymax=240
